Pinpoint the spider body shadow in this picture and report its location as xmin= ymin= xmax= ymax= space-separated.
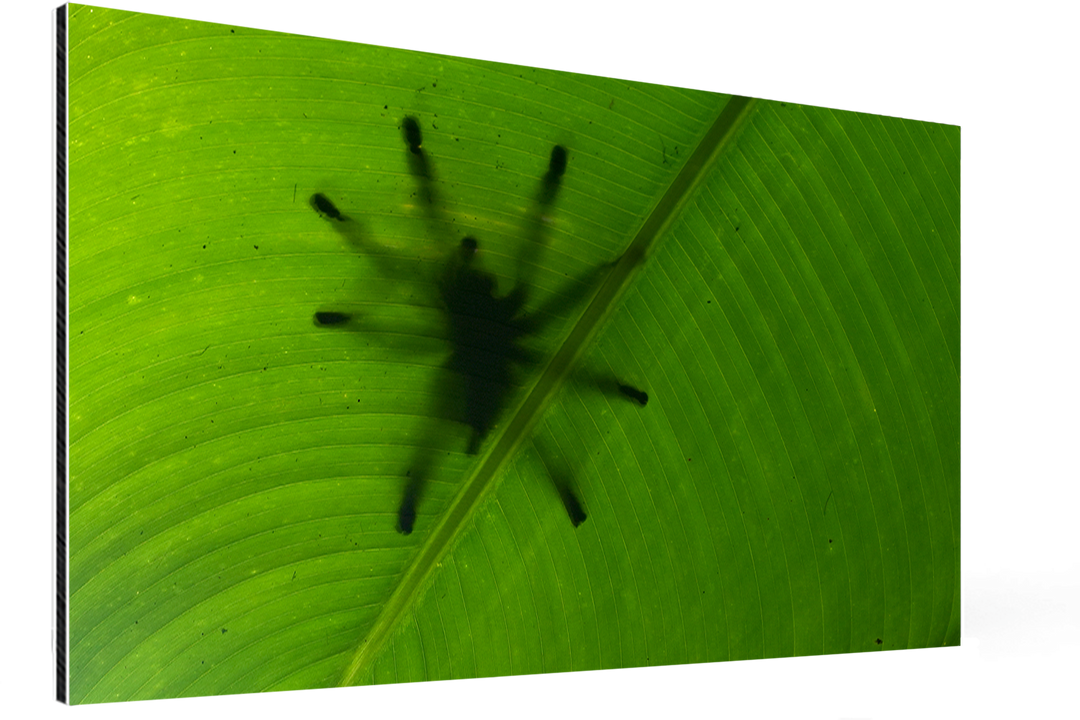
xmin=311 ymin=117 xmax=646 ymax=534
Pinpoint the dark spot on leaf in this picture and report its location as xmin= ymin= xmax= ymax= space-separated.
xmin=314 ymin=312 xmax=350 ymax=326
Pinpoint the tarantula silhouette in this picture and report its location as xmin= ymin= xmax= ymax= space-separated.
xmin=310 ymin=117 xmax=647 ymax=534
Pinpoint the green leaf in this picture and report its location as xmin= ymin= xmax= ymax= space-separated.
xmin=67 ymin=4 xmax=959 ymax=702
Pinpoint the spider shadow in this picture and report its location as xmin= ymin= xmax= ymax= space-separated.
xmin=310 ymin=116 xmax=648 ymax=535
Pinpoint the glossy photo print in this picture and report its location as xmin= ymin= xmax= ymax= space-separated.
xmin=58 ymin=3 xmax=960 ymax=704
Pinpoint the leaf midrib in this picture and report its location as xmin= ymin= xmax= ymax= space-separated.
xmin=337 ymin=95 xmax=758 ymax=686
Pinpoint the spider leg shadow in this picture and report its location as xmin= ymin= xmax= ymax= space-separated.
xmin=533 ymin=435 xmax=588 ymax=528
xmin=310 ymin=192 xmax=403 ymax=276
xmin=569 ymin=368 xmax=650 ymax=408
xmin=600 ymin=374 xmax=650 ymax=407
xmin=531 ymin=368 xmax=649 ymax=529
xmin=397 ymin=472 xmax=423 ymax=535
xmin=309 ymin=191 xmax=447 ymax=354
xmin=514 ymin=144 xmax=570 ymax=295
